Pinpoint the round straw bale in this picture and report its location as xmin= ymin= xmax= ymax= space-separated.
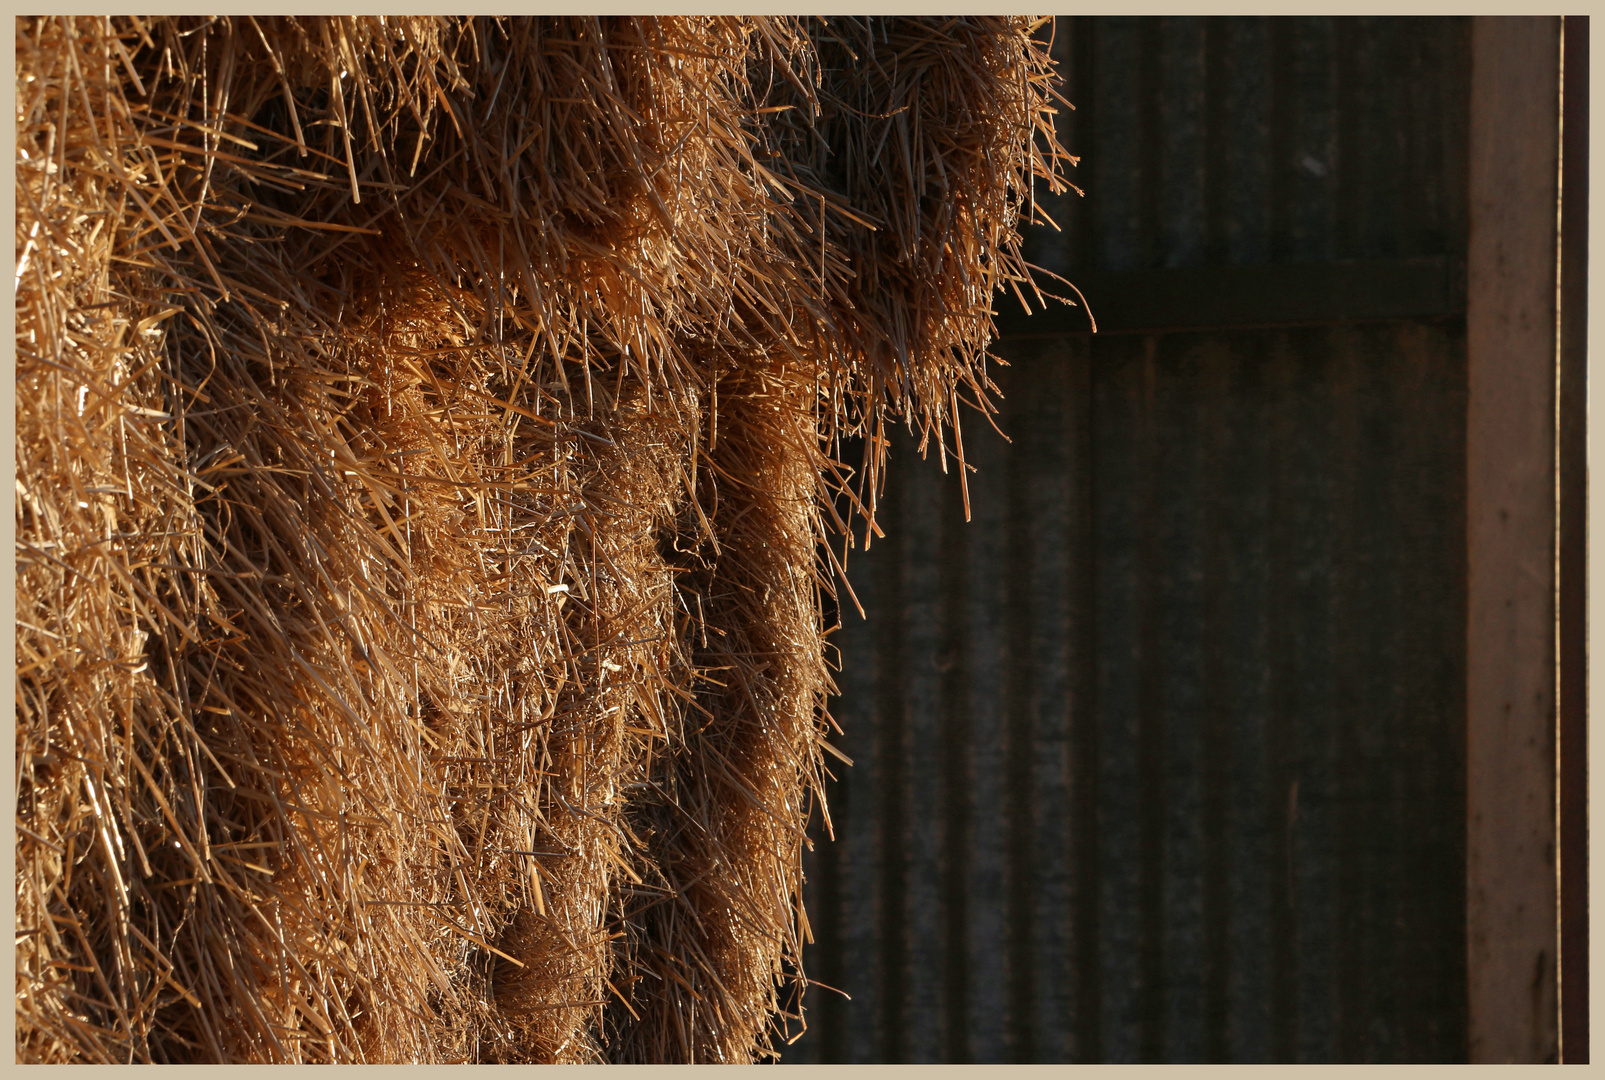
xmin=16 ymin=15 xmax=1069 ymax=1062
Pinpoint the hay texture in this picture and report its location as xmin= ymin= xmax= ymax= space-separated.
xmin=15 ymin=16 xmax=1069 ymax=1063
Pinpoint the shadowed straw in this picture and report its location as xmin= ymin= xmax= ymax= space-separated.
xmin=15 ymin=15 xmax=1070 ymax=1063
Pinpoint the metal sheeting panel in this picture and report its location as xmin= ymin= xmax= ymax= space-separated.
xmin=786 ymin=323 xmax=1467 ymax=1062
xmin=1025 ymin=16 xmax=1470 ymax=278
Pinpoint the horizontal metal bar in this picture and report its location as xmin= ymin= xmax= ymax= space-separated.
xmin=997 ymin=256 xmax=1466 ymax=336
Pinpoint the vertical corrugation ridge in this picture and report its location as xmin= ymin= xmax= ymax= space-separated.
xmin=938 ymin=455 xmax=974 ymax=1061
xmin=1004 ymin=369 xmax=1038 ymax=1062
xmin=903 ymin=447 xmax=945 ymax=1061
xmin=874 ymin=452 xmax=908 ymax=1062
xmin=1134 ymin=337 xmax=1168 ymax=1062
xmin=963 ymin=397 xmax=1011 ymax=1063
xmin=1198 ymin=340 xmax=1233 ymax=1063
xmin=1264 ymin=331 xmax=1301 ymax=1062
xmin=1070 ymin=340 xmax=1104 ymax=1065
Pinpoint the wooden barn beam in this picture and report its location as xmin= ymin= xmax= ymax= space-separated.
xmin=1466 ymin=14 xmax=1563 ymax=1065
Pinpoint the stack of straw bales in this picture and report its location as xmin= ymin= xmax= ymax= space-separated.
xmin=15 ymin=16 xmax=1069 ymax=1062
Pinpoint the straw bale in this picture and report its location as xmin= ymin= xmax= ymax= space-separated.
xmin=15 ymin=15 xmax=1069 ymax=1063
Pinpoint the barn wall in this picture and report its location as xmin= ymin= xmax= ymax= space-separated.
xmin=785 ymin=16 xmax=1471 ymax=1063
xmin=1030 ymin=15 xmax=1469 ymax=276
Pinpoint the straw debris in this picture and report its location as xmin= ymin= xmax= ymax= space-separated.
xmin=15 ymin=15 xmax=1069 ymax=1062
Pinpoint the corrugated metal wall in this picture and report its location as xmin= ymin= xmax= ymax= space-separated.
xmin=1029 ymin=15 xmax=1469 ymax=276
xmin=784 ymin=17 xmax=1470 ymax=1063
